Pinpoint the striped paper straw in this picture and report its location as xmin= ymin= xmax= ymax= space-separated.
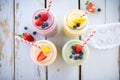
xmin=82 ymin=30 xmax=96 ymax=47
xmin=47 ymin=0 xmax=53 ymax=13
xmin=15 ymin=36 xmax=41 ymax=49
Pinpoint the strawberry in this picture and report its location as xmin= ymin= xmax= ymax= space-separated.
xmin=19 ymin=32 xmax=34 ymax=42
xmin=41 ymin=13 xmax=48 ymax=21
xmin=75 ymin=44 xmax=82 ymax=54
xmin=85 ymin=1 xmax=96 ymax=13
xmin=35 ymin=18 xmax=43 ymax=26
xmin=37 ymin=51 xmax=47 ymax=61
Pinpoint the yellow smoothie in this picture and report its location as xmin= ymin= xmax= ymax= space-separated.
xmin=63 ymin=9 xmax=88 ymax=38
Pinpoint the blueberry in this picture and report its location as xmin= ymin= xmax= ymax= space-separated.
xmin=71 ymin=45 xmax=75 ymax=50
xmin=97 ymin=8 xmax=101 ymax=12
xmin=79 ymin=51 xmax=84 ymax=56
xmin=38 ymin=14 xmax=41 ymax=17
xmin=76 ymin=23 xmax=80 ymax=27
xmin=74 ymin=56 xmax=78 ymax=60
xmin=33 ymin=31 xmax=37 ymax=35
xmin=24 ymin=27 xmax=28 ymax=30
xmin=73 ymin=26 xmax=77 ymax=29
xmin=42 ymin=22 xmax=49 ymax=28
xmin=72 ymin=50 xmax=76 ymax=55
xmin=35 ymin=16 xmax=38 ymax=19
xmin=78 ymin=55 xmax=83 ymax=59
xmin=69 ymin=55 xmax=73 ymax=59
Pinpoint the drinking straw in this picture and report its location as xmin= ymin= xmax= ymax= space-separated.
xmin=15 ymin=36 xmax=41 ymax=49
xmin=82 ymin=30 xmax=96 ymax=48
xmin=47 ymin=0 xmax=53 ymax=13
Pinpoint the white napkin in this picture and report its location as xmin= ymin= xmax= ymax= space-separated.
xmin=82 ymin=22 xmax=120 ymax=49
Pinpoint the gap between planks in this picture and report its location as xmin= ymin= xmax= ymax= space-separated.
xmin=13 ymin=0 xmax=16 ymax=80
xmin=45 ymin=0 xmax=48 ymax=80
xmin=78 ymin=0 xmax=81 ymax=80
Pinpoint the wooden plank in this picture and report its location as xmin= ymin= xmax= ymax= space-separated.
xmin=106 ymin=0 xmax=119 ymax=79
xmin=81 ymin=0 xmax=119 ymax=79
xmin=15 ymin=0 xmax=46 ymax=80
xmin=47 ymin=0 xmax=79 ymax=80
xmin=0 ymin=0 xmax=14 ymax=80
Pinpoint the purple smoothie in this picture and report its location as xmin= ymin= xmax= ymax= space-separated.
xmin=32 ymin=9 xmax=57 ymax=36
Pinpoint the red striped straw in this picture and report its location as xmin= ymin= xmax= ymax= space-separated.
xmin=80 ymin=11 xmax=89 ymax=18
xmin=82 ymin=30 xmax=96 ymax=48
xmin=80 ymin=6 xmax=96 ymax=18
xmin=15 ymin=36 xmax=41 ymax=49
xmin=47 ymin=0 xmax=53 ymax=13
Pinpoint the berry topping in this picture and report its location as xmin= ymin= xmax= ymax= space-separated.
xmin=78 ymin=55 xmax=83 ymax=59
xmin=72 ymin=50 xmax=76 ymax=55
xmin=41 ymin=13 xmax=48 ymax=21
xmin=76 ymin=23 xmax=80 ymax=27
xmin=97 ymin=8 xmax=101 ymax=12
xmin=75 ymin=44 xmax=82 ymax=54
xmin=85 ymin=1 xmax=96 ymax=13
xmin=69 ymin=55 xmax=73 ymax=59
xmin=24 ymin=26 xmax=28 ymax=30
xmin=35 ymin=16 xmax=39 ymax=19
xmin=19 ymin=32 xmax=34 ymax=42
xmin=71 ymin=45 xmax=75 ymax=50
xmin=37 ymin=51 xmax=47 ymax=61
xmin=41 ymin=22 xmax=49 ymax=28
xmin=35 ymin=14 xmax=41 ymax=19
xmin=38 ymin=14 xmax=41 ymax=17
xmin=42 ymin=45 xmax=51 ymax=55
xmin=35 ymin=19 xmax=43 ymax=26
xmin=73 ymin=26 xmax=77 ymax=29
xmin=33 ymin=31 xmax=37 ymax=35
xmin=74 ymin=56 xmax=78 ymax=60
xmin=79 ymin=51 xmax=84 ymax=55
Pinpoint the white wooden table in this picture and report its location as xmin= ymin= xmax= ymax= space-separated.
xmin=0 ymin=0 xmax=120 ymax=80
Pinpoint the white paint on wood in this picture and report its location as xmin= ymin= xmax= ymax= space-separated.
xmin=47 ymin=0 xmax=79 ymax=80
xmin=0 ymin=0 xmax=14 ymax=80
xmin=15 ymin=0 xmax=46 ymax=80
xmin=81 ymin=0 xmax=120 ymax=80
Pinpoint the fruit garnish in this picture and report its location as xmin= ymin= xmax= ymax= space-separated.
xmin=78 ymin=55 xmax=83 ymax=59
xmin=24 ymin=26 xmax=28 ymax=30
xmin=69 ymin=55 xmax=73 ymax=59
xmin=35 ymin=14 xmax=41 ymax=19
xmin=42 ymin=45 xmax=51 ymax=55
xmin=85 ymin=1 xmax=96 ymax=13
xmin=35 ymin=18 xmax=43 ymax=26
xmin=41 ymin=22 xmax=49 ymax=28
xmin=71 ymin=50 xmax=76 ymax=55
xmin=19 ymin=32 xmax=34 ymax=42
xmin=41 ymin=13 xmax=48 ymax=21
xmin=33 ymin=31 xmax=37 ymax=35
xmin=73 ymin=17 xmax=87 ymax=24
xmin=74 ymin=56 xmax=78 ymax=60
xmin=76 ymin=23 xmax=80 ymax=27
xmin=75 ymin=44 xmax=82 ymax=54
xmin=37 ymin=51 xmax=47 ymax=61
xmin=97 ymin=8 xmax=101 ymax=12
xmin=67 ymin=20 xmax=76 ymax=29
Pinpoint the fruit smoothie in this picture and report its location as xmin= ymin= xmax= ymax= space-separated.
xmin=31 ymin=40 xmax=57 ymax=66
xmin=63 ymin=9 xmax=88 ymax=38
xmin=32 ymin=9 xmax=57 ymax=36
xmin=62 ymin=40 xmax=89 ymax=66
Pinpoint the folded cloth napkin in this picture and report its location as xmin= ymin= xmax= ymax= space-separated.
xmin=82 ymin=22 xmax=120 ymax=49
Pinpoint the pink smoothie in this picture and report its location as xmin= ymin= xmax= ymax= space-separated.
xmin=32 ymin=9 xmax=57 ymax=36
